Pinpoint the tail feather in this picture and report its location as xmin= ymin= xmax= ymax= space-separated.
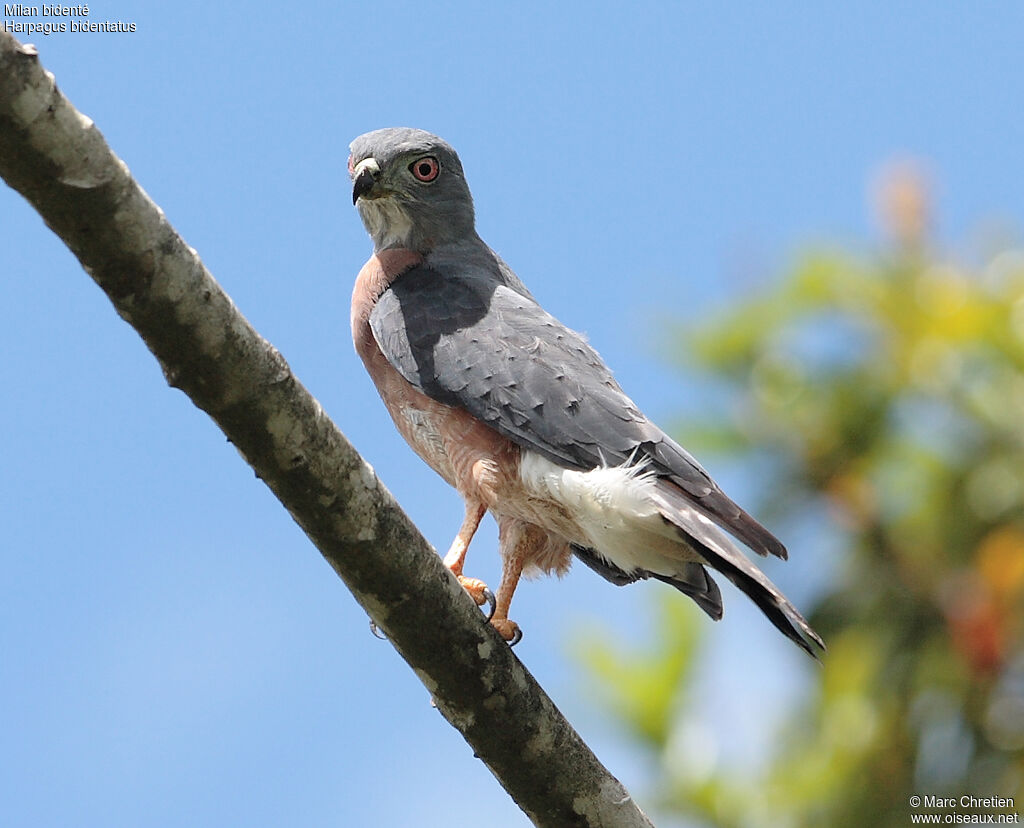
xmin=650 ymin=483 xmax=825 ymax=659
xmin=650 ymin=563 xmax=723 ymax=620
xmin=645 ymin=438 xmax=789 ymax=560
xmin=571 ymin=543 xmax=640 ymax=587
xmin=571 ymin=546 xmax=723 ymax=620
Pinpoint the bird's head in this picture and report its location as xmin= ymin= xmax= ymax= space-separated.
xmin=349 ymin=127 xmax=476 ymax=253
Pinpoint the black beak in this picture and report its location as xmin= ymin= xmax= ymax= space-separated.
xmin=352 ymin=165 xmax=377 ymax=205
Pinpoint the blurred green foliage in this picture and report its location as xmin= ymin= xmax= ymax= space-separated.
xmin=581 ymin=167 xmax=1024 ymax=826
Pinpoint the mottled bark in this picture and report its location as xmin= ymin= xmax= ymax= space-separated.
xmin=0 ymin=31 xmax=654 ymax=828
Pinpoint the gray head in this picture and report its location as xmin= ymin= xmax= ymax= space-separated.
xmin=349 ymin=127 xmax=476 ymax=253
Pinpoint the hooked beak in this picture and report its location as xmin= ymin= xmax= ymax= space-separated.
xmin=352 ymin=157 xmax=381 ymax=204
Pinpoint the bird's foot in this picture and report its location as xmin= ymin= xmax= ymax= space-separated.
xmin=491 ymin=618 xmax=522 ymax=646
xmin=457 ymin=575 xmax=496 ymax=620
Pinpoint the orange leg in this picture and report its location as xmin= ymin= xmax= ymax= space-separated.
xmin=490 ymin=552 xmax=524 ymax=644
xmin=489 ymin=521 xmax=544 ymax=644
xmin=442 ymin=501 xmax=490 ymax=607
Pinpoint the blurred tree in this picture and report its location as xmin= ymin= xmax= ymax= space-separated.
xmin=578 ymin=164 xmax=1024 ymax=827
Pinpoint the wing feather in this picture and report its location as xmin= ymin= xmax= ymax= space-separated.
xmin=650 ymin=483 xmax=824 ymax=658
xmin=369 ymin=264 xmax=787 ymax=559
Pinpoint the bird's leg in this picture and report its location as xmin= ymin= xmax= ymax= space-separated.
xmin=490 ymin=553 xmax=524 ymax=645
xmin=443 ymin=501 xmax=493 ymax=614
xmin=489 ymin=522 xmax=541 ymax=645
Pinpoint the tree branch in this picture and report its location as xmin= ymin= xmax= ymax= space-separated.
xmin=0 ymin=31 xmax=654 ymax=828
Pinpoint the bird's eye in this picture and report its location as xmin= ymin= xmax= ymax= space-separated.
xmin=347 ymin=155 xmax=355 ymax=177
xmin=409 ymin=156 xmax=440 ymax=182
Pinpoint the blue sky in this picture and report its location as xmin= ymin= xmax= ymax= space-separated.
xmin=3 ymin=3 xmax=1023 ymax=826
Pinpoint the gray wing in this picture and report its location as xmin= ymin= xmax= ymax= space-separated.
xmin=369 ymin=264 xmax=786 ymax=559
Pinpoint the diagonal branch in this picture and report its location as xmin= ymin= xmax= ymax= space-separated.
xmin=0 ymin=31 xmax=654 ymax=828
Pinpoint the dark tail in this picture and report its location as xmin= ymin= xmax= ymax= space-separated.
xmin=650 ymin=484 xmax=825 ymax=659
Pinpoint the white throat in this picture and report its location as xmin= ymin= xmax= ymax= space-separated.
xmin=359 ymin=198 xmax=415 ymax=250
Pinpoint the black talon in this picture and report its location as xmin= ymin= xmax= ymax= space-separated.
xmin=369 ymin=619 xmax=387 ymax=640
xmin=508 ymin=627 xmax=523 ymax=646
xmin=481 ymin=587 xmax=496 ymax=621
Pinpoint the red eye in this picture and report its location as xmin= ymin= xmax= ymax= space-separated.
xmin=347 ymin=155 xmax=355 ymax=176
xmin=410 ymin=156 xmax=440 ymax=182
